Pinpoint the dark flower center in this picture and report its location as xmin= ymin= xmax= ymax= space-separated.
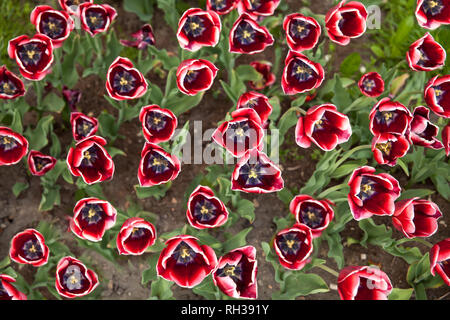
xmin=422 ymin=0 xmax=444 ymax=16
xmin=80 ymin=146 xmax=99 ymax=168
xmin=235 ymin=21 xmax=256 ymax=45
xmin=357 ymin=177 xmax=376 ymax=201
xmin=0 ymin=135 xmax=18 ymax=152
xmin=245 ymin=98 xmax=259 ymax=109
xmin=183 ymin=16 xmax=206 ymax=38
xmin=210 ymin=0 xmax=228 ymax=10
xmin=129 ymin=227 xmax=149 ymax=240
xmin=147 ymin=152 xmax=170 ymax=174
xmin=193 ymin=198 xmax=217 ymax=222
xmin=277 ymin=232 xmax=301 ymax=256
xmin=375 ymin=141 xmax=392 ymax=156
xmin=417 ymin=48 xmax=431 ymax=67
xmin=33 ymin=156 xmax=52 ymax=171
xmin=289 ymin=19 xmax=311 ymax=40
xmin=41 ymin=15 xmax=65 ymax=39
xmin=248 ymin=0 xmax=262 ymax=10
xmin=374 ymin=110 xmax=396 ymax=126
xmin=300 ymin=205 xmax=325 ymax=229
xmin=240 ymin=162 xmax=266 ymax=187
xmin=226 ymin=121 xmax=252 ymax=144
xmin=21 ymin=239 xmax=43 ymax=261
xmin=17 ymin=43 xmax=43 ymax=67
xmin=362 ymin=78 xmax=376 ymax=92
xmin=290 ymin=59 xmax=314 ymax=82
xmin=86 ymin=10 xmax=105 ymax=31
xmin=146 ymin=111 xmax=168 ymax=133
xmin=76 ymin=119 xmax=94 ymax=137
xmin=433 ymin=86 xmax=444 ymax=103
xmin=0 ymin=79 xmax=18 ymax=95
xmin=217 ymin=263 xmax=243 ymax=282
xmin=0 ymin=280 xmax=12 ymax=300
xmin=313 ymin=117 xmax=328 ymax=132
xmin=439 ymin=259 xmax=450 ymax=275
xmin=113 ymin=69 xmax=137 ymax=94
xmin=62 ymin=265 xmax=87 ymax=291
xmin=80 ymin=203 xmax=105 ymax=225
xmin=172 ymin=241 xmax=197 ymax=265
xmin=184 ymin=69 xmax=199 ymax=83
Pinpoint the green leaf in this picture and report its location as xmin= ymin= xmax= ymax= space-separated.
xmin=12 ymin=182 xmax=29 ymax=197
xmin=43 ymin=93 xmax=65 ymax=113
xmin=272 ymin=273 xmax=329 ymax=300
xmin=49 ymin=132 xmax=61 ymax=158
xmin=150 ymin=278 xmax=174 ymax=300
xmin=168 ymin=92 xmax=205 ymax=116
xmin=235 ymin=64 xmax=262 ymax=82
xmin=398 ymin=188 xmax=435 ymax=201
xmin=135 ymin=183 xmax=172 ymax=200
xmin=236 ymin=199 xmax=255 ymax=223
xmin=340 ymin=52 xmax=361 ymax=77
xmin=277 ymin=107 xmax=299 ymax=139
xmin=142 ymin=254 xmax=160 ymax=285
xmin=223 ymin=227 xmax=252 ymax=253
xmin=331 ymin=74 xmax=352 ymax=108
xmin=277 ymin=188 xmax=293 ymax=206
xmin=192 ymin=276 xmax=220 ymax=300
xmin=39 ymin=186 xmax=60 ymax=211
xmin=324 ymin=232 xmax=345 ymax=269
xmin=27 ymin=115 xmax=54 ymax=151
xmin=123 ymin=0 xmax=153 ymax=21
xmin=359 ymin=218 xmax=394 ymax=248
xmin=156 ymin=0 xmax=179 ymax=33
xmin=397 ymin=158 xmax=409 ymax=177
xmin=389 ymin=288 xmax=414 ymax=300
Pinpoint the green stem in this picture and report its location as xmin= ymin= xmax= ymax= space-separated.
xmin=317 ymin=182 xmax=348 ymax=199
xmin=317 ymin=264 xmax=339 ymax=278
xmin=334 ymin=144 xmax=371 ymax=168
xmin=396 ymin=238 xmax=433 ymax=248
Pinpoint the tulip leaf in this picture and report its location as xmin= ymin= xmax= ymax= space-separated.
xmin=12 ymin=182 xmax=29 ymax=198
xmin=323 ymin=231 xmax=345 ymax=269
xmin=43 ymin=93 xmax=65 ymax=113
xmin=142 ymin=254 xmax=160 ymax=285
xmin=192 ymin=276 xmax=221 ymax=300
xmin=222 ymin=227 xmax=252 ymax=253
xmin=123 ymin=0 xmax=153 ymax=21
xmin=388 ymin=288 xmax=414 ymax=300
xmin=359 ymin=218 xmax=394 ymax=248
xmin=135 ymin=183 xmax=172 ymax=200
xmin=398 ymin=188 xmax=435 ymax=201
xmin=235 ymin=199 xmax=255 ymax=223
xmin=150 ymin=278 xmax=174 ymax=300
xmin=340 ymin=52 xmax=361 ymax=77
xmin=272 ymin=273 xmax=329 ymax=300
xmin=156 ymin=0 xmax=180 ymax=34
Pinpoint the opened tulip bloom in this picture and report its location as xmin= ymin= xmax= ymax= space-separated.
xmin=70 ymin=197 xmax=117 ymax=242
xmin=283 ymin=13 xmax=321 ymax=52
xmin=407 ymin=33 xmax=446 ymax=71
xmin=237 ymin=0 xmax=280 ymax=18
xmin=325 ymin=1 xmax=368 ymax=46
xmin=79 ymin=3 xmax=117 ymax=37
xmin=443 ymin=124 xmax=450 ymax=156
xmin=0 ymin=275 xmax=27 ymax=300
xmin=0 ymin=66 xmax=25 ymax=100
xmin=358 ymin=72 xmax=385 ymax=97
xmin=430 ymin=238 xmax=450 ymax=286
xmin=59 ymin=0 xmax=93 ymax=16
xmin=27 ymin=150 xmax=57 ymax=176
xmin=10 ymin=229 xmax=49 ymax=267
xmin=273 ymin=224 xmax=313 ymax=270
xmin=139 ymin=105 xmax=177 ymax=144
xmin=106 ymin=56 xmax=148 ymax=101
xmin=55 ymin=256 xmax=99 ymax=298
xmin=138 ymin=143 xmax=181 ymax=187
xmin=415 ymin=0 xmax=450 ymax=30
xmin=206 ymin=0 xmax=238 ymax=15
xmin=369 ymin=98 xmax=413 ymax=136
xmin=66 ymin=135 xmax=115 ymax=184
xmin=424 ymin=75 xmax=450 ymax=118
xmin=212 ymin=246 xmax=258 ymax=299
xmin=231 ymin=149 xmax=284 ymax=193
xmin=8 ymin=34 xmax=54 ymax=81
xmin=117 ymin=218 xmax=157 ymax=255
xmin=248 ymin=61 xmax=276 ymax=90
xmin=70 ymin=112 xmax=99 ymax=141
xmin=348 ymin=166 xmax=401 ymax=220
xmin=229 ymin=13 xmax=274 ymax=54
xmin=177 ymin=8 xmax=221 ymax=52
xmin=157 ymin=235 xmax=217 ymax=288
xmin=186 ymin=185 xmax=229 ymax=229
xmin=392 ymin=198 xmax=442 ymax=238
xmin=212 ymin=108 xmax=265 ymax=158
xmin=176 ymin=59 xmax=218 ymax=96
xmin=409 ymin=106 xmax=444 ymax=149
xmin=236 ymin=91 xmax=273 ymax=124
xmin=289 ymin=195 xmax=334 ymax=238
xmin=282 ymin=51 xmax=324 ymax=95
xmin=371 ymin=133 xmax=410 ymax=167
xmin=120 ymin=24 xmax=155 ymax=49
xmin=0 ymin=127 xmax=28 ymax=166
xmin=295 ymin=104 xmax=352 ymax=151
xmin=338 ymin=266 xmax=393 ymax=300
xmin=31 ymin=5 xmax=74 ymax=48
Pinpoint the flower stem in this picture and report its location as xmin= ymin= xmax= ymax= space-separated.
xmin=317 ymin=182 xmax=348 ymax=199
xmin=334 ymin=144 xmax=371 ymax=168
xmin=396 ymin=238 xmax=433 ymax=248
xmin=317 ymin=264 xmax=339 ymax=278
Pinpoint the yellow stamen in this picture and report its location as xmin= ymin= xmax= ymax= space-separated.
xmin=88 ymin=208 xmax=96 ymax=218
xmin=48 ymin=22 xmax=57 ymax=31
xmin=29 ymin=245 xmax=37 ymax=253
xmin=2 ymin=136 xmax=12 ymax=144
xmin=119 ymin=77 xmax=128 ymax=86
xmin=153 ymin=117 xmax=161 ymax=125
xmin=243 ymin=30 xmax=252 ymax=39
xmin=224 ymin=265 xmax=236 ymax=276
xmin=306 ymin=211 xmax=317 ymax=221
xmin=235 ymin=128 xmax=245 ymax=137
xmin=435 ymin=88 xmax=443 ymax=97
xmin=27 ymin=50 xmax=36 ymax=60
xmin=69 ymin=276 xmax=78 ymax=284
xmin=361 ymin=184 xmax=372 ymax=194
xmin=249 ymin=169 xmax=258 ymax=179
xmin=376 ymin=141 xmax=392 ymax=155
xmin=297 ymin=25 xmax=305 ymax=33
xmin=190 ymin=22 xmax=200 ymax=30
xmin=180 ymin=248 xmax=190 ymax=259
xmin=286 ymin=239 xmax=295 ymax=249
xmin=383 ymin=112 xmax=393 ymax=121
xmin=83 ymin=151 xmax=91 ymax=160
xmin=200 ymin=206 xmax=209 ymax=215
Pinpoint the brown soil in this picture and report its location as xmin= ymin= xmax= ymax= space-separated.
xmin=0 ymin=0 xmax=448 ymax=301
